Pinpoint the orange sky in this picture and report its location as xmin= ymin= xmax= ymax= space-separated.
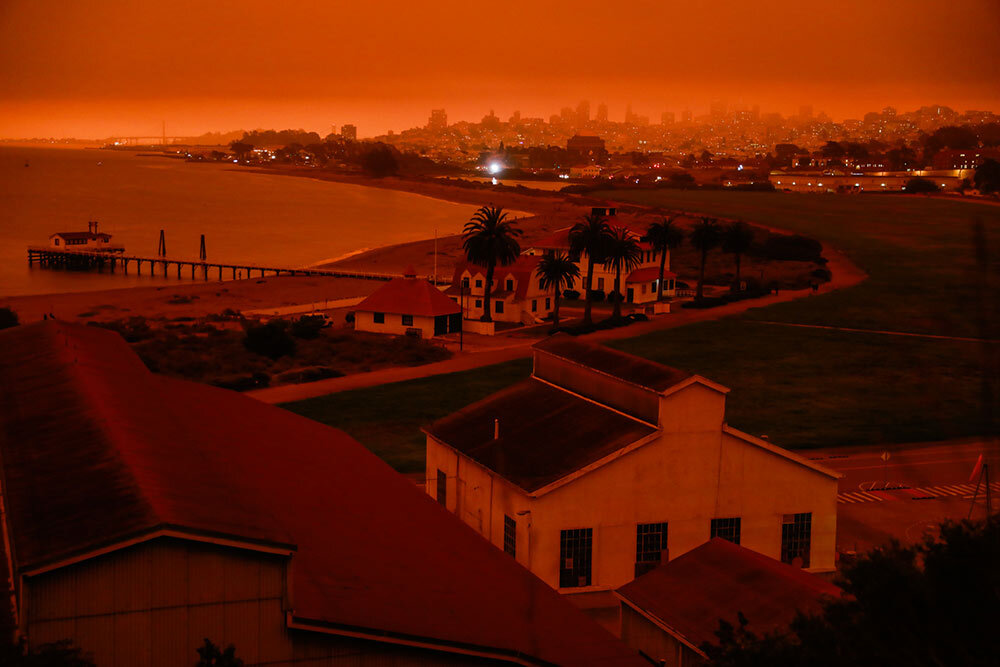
xmin=2 ymin=0 xmax=998 ymax=138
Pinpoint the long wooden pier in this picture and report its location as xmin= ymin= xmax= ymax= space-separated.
xmin=27 ymin=246 xmax=414 ymax=283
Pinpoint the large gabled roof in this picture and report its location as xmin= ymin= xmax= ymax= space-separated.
xmin=0 ymin=322 xmax=643 ymax=666
xmin=533 ymin=335 xmax=701 ymax=394
xmin=425 ymin=378 xmax=657 ymax=493
xmin=355 ymin=275 xmax=460 ymax=317
xmin=616 ymin=538 xmax=842 ymax=655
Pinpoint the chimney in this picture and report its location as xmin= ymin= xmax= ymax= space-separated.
xmin=494 ymin=418 xmax=499 ymax=440
xmin=87 ymin=221 xmax=93 ymax=233
xmin=92 ymin=221 xmax=98 ymax=234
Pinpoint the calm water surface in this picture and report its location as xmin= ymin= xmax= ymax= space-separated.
xmin=0 ymin=147 xmax=485 ymax=296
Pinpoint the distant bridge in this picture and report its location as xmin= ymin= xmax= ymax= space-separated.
xmin=105 ymin=137 xmax=191 ymax=146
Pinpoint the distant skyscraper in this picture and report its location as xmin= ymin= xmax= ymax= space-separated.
xmin=576 ymin=100 xmax=590 ymax=125
xmin=560 ymin=106 xmax=575 ymax=123
xmin=428 ymin=109 xmax=448 ymax=130
xmin=340 ymin=124 xmax=357 ymax=141
xmin=625 ymin=103 xmax=635 ymax=124
xmin=596 ymin=103 xmax=608 ymax=122
xmin=681 ymin=109 xmax=693 ymax=123
xmin=509 ymin=110 xmax=521 ymax=124
xmin=661 ymin=111 xmax=675 ymax=125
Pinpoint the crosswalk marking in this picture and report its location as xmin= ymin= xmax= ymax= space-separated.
xmin=839 ymin=481 xmax=1000 ymax=505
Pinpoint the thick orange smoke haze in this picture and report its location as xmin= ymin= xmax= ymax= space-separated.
xmin=1 ymin=0 xmax=998 ymax=138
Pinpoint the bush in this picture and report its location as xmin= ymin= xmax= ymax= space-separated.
xmin=761 ymin=234 xmax=824 ymax=263
xmin=607 ymin=290 xmax=622 ymax=303
xmin=290 ymin=315 xmax=326 ymax=339
xmin=587 ymin=289 xmax=605 ymax=301
xmin=244 ymin=321 xmax=296 ymax=359
xmin=811 ymin=267 xmax=833 ymax=281
xmin=0 ymin=307 xmax=19 ymax=329
xmin=344 ymin=312 xmax=355 ymax=324
xmin=88 ymin=317 xmax=153 ymax=342
xmin=905 ymin=177 xmax=939 ymax=194
xmin=563 ymin=289 xmax=581 ymax=300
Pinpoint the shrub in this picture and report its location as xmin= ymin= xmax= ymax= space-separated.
xmin=587 ymin=289 xmax=605 ymax=301
xmin=244 ymin=321 xmax=296 ymax=359
xmin=811 ymin=267 xmax=833 ymax=281
xmin=344 ymin=312 xmax=355 ymax=324
xmin=88 ymin=317 xmax=153 ymax=342
xmin=563 ymin=289 xmax=581 ymax=300
xmin=904 ymin=177 xmax=939 ymax=193
xmin=290 ymin=315 xmax=326 ymax=339
xmin=607 ymin=290 xmax=622 ymax=303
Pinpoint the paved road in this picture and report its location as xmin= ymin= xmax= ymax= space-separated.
xmin=802 ymin=437 xmax=1000 ymax=553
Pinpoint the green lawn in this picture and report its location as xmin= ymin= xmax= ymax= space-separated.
xmin=281 ymin=192 xmax=999 ymax=469
xmin=282 ymin=359 xmax=531 ymax=472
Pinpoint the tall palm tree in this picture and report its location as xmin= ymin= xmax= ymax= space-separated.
xmin=462 ymin=205 xmax=522 ymax=322
xmin=643 ymin=216 xmax=685 ymax=301
xmin=603 ymin=227 xmax=643 ymax=320
xmin=535 ymin=252 xmax=580 ymax=330
xmin=722 ymin=221 xmax=755 ymax=286
xmin=690 ymin=217 xmax=722 ymax=300
xmin=569 ymin=211 xmax=613 ymax=326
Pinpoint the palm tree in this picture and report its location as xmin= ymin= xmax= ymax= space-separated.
xmin=690 ymin=217 xmax=722 ymax=300
xmin=462 ymin=205 xmax=522 ymax=322
xmin=603 ymin=227 xmax=643 ymax=320
xmin=643 ymin=216 xmax=685 ymax=301
xmin=535 ymin=252 xmax=580 ymax=330
xmin=569 ymin=211 xmax=613 ymax=326
xmin=722 ymin=221 xmax=755 ymax=286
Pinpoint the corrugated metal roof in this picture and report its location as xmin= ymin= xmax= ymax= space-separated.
xmin=617 ymin=538 xmax=842 ymax=651
xmin=533 ymin=336 xmax=692 ymax=393
xmin=426 ymin=378 xmax=656 ymax=493
xmin=0 ymin=322 xmax=644 ymax=666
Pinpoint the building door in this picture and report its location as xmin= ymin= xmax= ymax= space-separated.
xmin=448 ymin=313 xmax=462 ymax=333
xmin=626 ymin=287 xmax=634 ymax=303
xmin=434 ymin=315 xmax=448 ymax=336
xmin=559 ymin=528 xmax=593 ymax=588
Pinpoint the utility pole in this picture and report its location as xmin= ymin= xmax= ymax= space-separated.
xmin=162 ymin=120 xmax=166 ymax=146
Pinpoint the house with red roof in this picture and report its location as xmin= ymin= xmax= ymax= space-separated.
xmin=446 ymin=255 xmax=556 ymax=325
xmin=354 ymin=266 xmax=461 ymax=338
xmin=615 ymin=538 xmax=842 ymax=665
xmin=526 ymin=208 xmax=676 ymax=305
xmin=423 ymin=335 xmax=839 ymax=598
xmin=0 ymin=321 xmax=646 ymax=666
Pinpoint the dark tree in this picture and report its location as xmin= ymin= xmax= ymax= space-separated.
xmin=690 ymin=217 xmax=722 ymax=300
xmin=569 ymin=211 xmax=613 ymax=326
xmin=228 ymin=142 xmax=254 ymax=161
xmin=703 ymin=515 xmax=1000 ymax=667
xmin=461 ymin=206 xmax=522 ymax=322
xmin=196 ymin=639 xmax=244 ymax=667
xmin=0 ymin=307 xmax=19 ymax=329
xmin=535 ymin=252 xmax=580 ymax=330
xmin=643 ymin=217 xmax=684 ymax=301
xmin=974 ymin=159 xmax=1000 ymax=194
xmin=904 ymin=177 xmax=939 ymax=194
xmin=360 ymin=145 xmax=399 ymax=178
xmin=243 ymin=321 xmax=296 ymax=359
xmin=0 ymin=639 xmax=95 ymax=667
xmin=722 ymin=221 xmax=755 ymax=285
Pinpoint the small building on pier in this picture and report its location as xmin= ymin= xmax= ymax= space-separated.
xmin=49 ymin=221 xmax=123 ymax=252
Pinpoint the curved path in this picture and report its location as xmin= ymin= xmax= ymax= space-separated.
xmin=248 ymin=237 xmax=866 ymax=405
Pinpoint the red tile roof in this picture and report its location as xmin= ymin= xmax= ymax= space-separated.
xmin=533 ymin=336 xmax=693 ymax=393
xmin=426 ymin=378 xmax=656 ymax=493
xmin=355 ymin=276 xmax=460 ymax=317
xmin=0 ymin=322 xmax=644 ymax=666
xmin=617 ymin=538 xmax=842 ymax=653
xmin=625 ymin=267 xmax=676 ymax=283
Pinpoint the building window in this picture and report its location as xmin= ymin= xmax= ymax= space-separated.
xmin=635 ymin=522 xmax=668 ymax=577
xmin=539 ymin=279 xmax=544 ymax=290
xmin=545 ymin=297 xmax=551 ymax=309
xmin=504 ymin=515 xmax=516 ymax=557
xmin=711 ymin=517 xmax=741 ymax=544
xmin=781 ymin=513 xmax=812 ymax=567
xmin=505 ymin=279 xmax=514 ymax=291
xmin=559 ymin=528 xmax=592 ymax=588
xmin=495 ymin=301 xmax=504 ymax=314
xmin=597 ymin=277 xmax=605 ymax=291
xmin=531 ymin=299 xmax=537 ymax=312
xmin=461 ymin=277 xmax=469 ymax=288
xmin=54 ymin=238 xmax=60 ymax=246
xmin=402 ymin=314 xmax=413 ymax=326
xmin=475 ymin=279 xmax=483 ymax=288
xmin=436 ymin=470 xmax=447 ymax=507
xmin=373 ymin=312 xmax=385 ymax=324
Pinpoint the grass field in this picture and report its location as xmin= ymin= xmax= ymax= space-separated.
xmin=281 ymin=192 xmax=999 ymax=470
